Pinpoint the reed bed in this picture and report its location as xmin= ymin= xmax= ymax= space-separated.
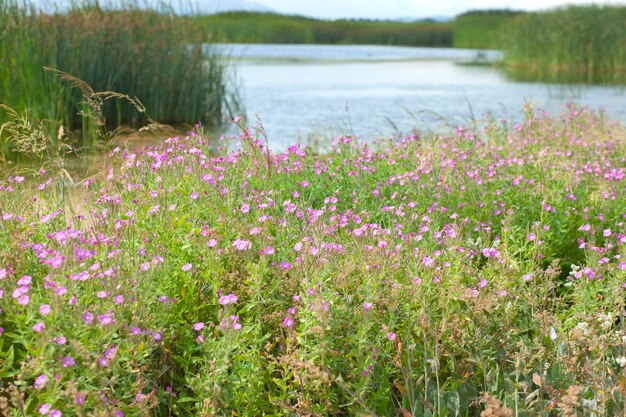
xmin=503 ymin=5 xmax=626 ymax=83
xmin=191 ymin=12 xmax=454 ymax=47
xmin=452 ymin=9 xmax=523 ymax=49
xmin=0 ymin=0 xmax=238 ymax=158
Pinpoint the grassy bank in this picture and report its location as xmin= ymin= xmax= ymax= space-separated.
xmin=1 ymin=105 xmax=626 ymax=415
xmin=502 ymin=5 xmax=626 ymax=82
xmin=0 ymin=0 xmax=238 ymax=159
xmin=190 ymin=12 xmax=454 ymax=47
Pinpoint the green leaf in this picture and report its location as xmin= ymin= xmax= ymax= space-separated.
xmin=446 ymin=391 xmax=461 ymax=417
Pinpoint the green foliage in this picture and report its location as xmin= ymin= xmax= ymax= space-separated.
xmin=191 ymin=11 xmax=454 ymax=47
xmin=453 ymin=9 xmax=524 ymax=49
xmin=502 ymin=5 xmax=626 ymax=83
xmin=0 ymin=0 xmax=239 ymax=158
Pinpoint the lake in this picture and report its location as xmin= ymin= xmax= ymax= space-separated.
xmin=221 ymin=44 xmax=626 ymax=149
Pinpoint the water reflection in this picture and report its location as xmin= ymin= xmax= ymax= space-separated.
xmin=503 ymin=66 xmax=626 ymax=85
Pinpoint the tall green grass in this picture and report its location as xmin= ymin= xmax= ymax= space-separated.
xmin=452 ymin=9 xmax=523 ymax=49
xmin=503 ymin=5 xmax=626 ymax=83
xmin=0 ymin=0 xmax=67 ymax=125
xmin=191 ymin=12 xmax=454 ymax=47
xmin=0 ymin=0 xmax=238 ymax=158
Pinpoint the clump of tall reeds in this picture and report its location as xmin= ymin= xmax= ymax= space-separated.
xmin=452 ymin=9 xmax=523 ymax=49
xmin=0 ymin=0 xmax=239 ymax=159
xmin=502 ymin=5 xmax=626 ymax=83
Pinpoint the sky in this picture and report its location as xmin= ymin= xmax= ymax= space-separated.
xmin=197 ymin=0 xmax=626 ymax=19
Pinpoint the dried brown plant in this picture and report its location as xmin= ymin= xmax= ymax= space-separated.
xmin=480 ymin=394 xmax=513 ymax=417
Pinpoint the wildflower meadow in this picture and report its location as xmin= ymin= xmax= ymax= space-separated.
xmin=1 ymin=104 xmax=626 ymax=416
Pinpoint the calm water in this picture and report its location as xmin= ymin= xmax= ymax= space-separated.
xmin=223 ymin=44 xmax=626 ymax=149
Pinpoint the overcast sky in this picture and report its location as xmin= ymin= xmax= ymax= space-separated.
xmin=198 ymin=0 xmax=626 ymax=19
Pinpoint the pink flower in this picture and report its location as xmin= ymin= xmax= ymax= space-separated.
xmin=387 ymin=332 xmax=397 ymax=341
xmin=193 ymin=322 xmax=205 ymax=331
xmin=363 ymin=302 xmax=373 ymax=312
xmin=219 ymin=293 xmax=238 ymax=305
xmin=50 ymin=410 xmax=62 ymax=417
xmin=38 ymin=403 xmax=51 ymax=415
xmin=232 ymin=239 xmax=251 ymax=251
xmin=207 ymin=239 xmax=217 ymax=248
xmin=482 ymin=248 xmax=501 ymax=258
xmin=230 ymin=315 xmax=242 ymax=330
xmin=83 ymin=312 xmax=94 ymax=324
xmin=240 ymin=204 xmax=250 ymax=213
xmin=13 ymin=286 xmax=28 ymax=298
xmin=190 ymin=191 xmax=199 ymax=200
xmin=39 ymin=304 xmax=51 ymax=315
xmin=283 ymin=317 xmax=294 ymax=328
xmin=98 ymin=313 xmax=115 ymax=325
xmin=182 ymin=263 xmax=192 ymax=272
xmin=527 ymin=233 xmax=536 ymax=241
xmin=604 ymin=229 xmax=612 ymax=237
xmin=61 ymin=356 xmax=76 ymax=367
xmin=33 ymin=322 xmax=45 ymax=333
xmin=17 ymin=275 xmax=32 ymax=285
xmin=34 ymin=373 xmax=48 ymax=389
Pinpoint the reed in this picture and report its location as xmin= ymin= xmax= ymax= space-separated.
xmin=452 ymin=9 xmax=523 ymax=49
xmin=0 ymin=0 xmax=238 ymax=157
xmin=503 ymin=5 xmax=626 ymax=82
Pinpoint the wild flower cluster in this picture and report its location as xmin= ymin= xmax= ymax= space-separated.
xmin=1 ymin=104 xmax=626 ymax=416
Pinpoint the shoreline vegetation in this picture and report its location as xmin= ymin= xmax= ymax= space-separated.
xmin=1 ymin=105 xmax=626 ymax=416
xmin=503 ymin=5 xmax=626 ymax=84
xmin=190 ymin=11 xmax=455 ymax=47
xmin=0 ymin=0 xmax=239 ymax=162
xmin=196 ymin=7 xmax=626 ymax=84
xmin=2 ymin=1 xmax=626 ymax=161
